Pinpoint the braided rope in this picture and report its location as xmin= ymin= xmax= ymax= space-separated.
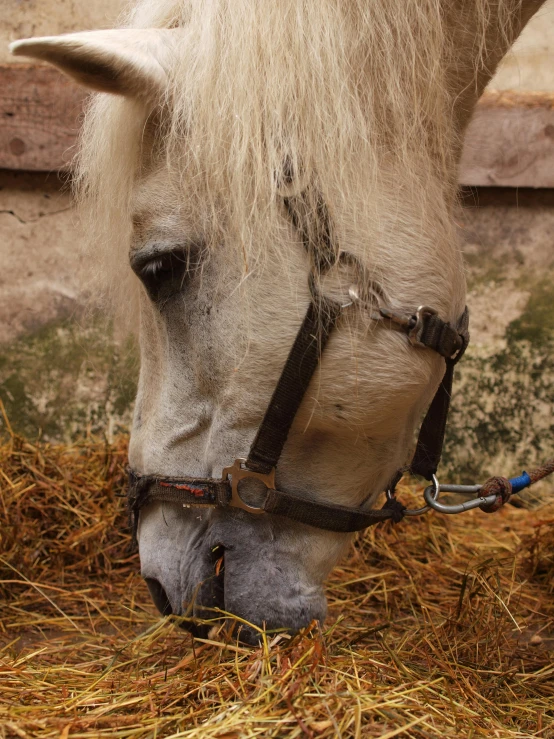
xmin=528 ymin=458 xmax=554 ymax=485
xmin=479 ymin=476 xmax=512 ymax=513
xmin=480 ymin=457 xmax=554 ymax=514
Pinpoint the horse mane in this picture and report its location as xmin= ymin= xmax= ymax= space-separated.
xmin=75 ymin=0 xmax=521 ymax=322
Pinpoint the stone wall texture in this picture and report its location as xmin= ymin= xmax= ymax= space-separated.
xmin=447 ymin=189 xmax=554 ymax=499
xmin=1 ymin=0 xmax=124 ymax=63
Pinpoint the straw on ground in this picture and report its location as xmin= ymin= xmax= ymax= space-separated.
xmin=1 ymin=430 xmax=553 ymax=738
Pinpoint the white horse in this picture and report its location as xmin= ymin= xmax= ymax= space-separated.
xmin=12 ymin=0 xmax=546 ymax=643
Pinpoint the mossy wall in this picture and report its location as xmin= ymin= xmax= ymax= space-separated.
xmin=443 ymin=189 xmax=554 ymax=496
xmin=0 ymin=318 xmax=137 ymax=441
xmin=0 ymin=171 xmax=137 ymax=442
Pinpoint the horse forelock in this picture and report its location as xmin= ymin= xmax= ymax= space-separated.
xmin=75 ymin=0 xmax=521 ymax=325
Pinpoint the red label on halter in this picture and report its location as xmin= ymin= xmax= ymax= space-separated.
xmin=159 ymin=481 xmax=205 ymax=497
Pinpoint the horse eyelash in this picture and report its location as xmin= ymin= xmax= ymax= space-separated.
xmin=131 ymin=246 xmax=206 ymax=305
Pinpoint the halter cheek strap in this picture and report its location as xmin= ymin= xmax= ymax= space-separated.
xmin=245 ymin=296 xmax=342 ymax=475
xmin=408 ymin=305 xmax=469 ymax=480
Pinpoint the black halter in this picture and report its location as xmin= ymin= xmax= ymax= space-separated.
xmin=128 ymin=196 xmax=469 ymax=538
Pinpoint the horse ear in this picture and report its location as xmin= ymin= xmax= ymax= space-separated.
xmin=10 ymin=29 xmax=178 ymax=99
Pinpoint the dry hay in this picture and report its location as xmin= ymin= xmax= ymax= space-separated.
xmin=1 ymin=416 xmax=553 ymax=739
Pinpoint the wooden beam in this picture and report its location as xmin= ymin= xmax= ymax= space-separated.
xmin=0 ymin=64 xmax=85 ymax=172
xmin=459 ymin=90 xmax=554 ymax=188
xmin=2 ymin=65 xmax=554 ymax=187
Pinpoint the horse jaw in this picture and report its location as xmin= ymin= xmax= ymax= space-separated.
xmin=10 ymin=29 xmax=182 ymax=99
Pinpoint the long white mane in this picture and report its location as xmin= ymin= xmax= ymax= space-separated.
xmin=75 ymin=0 xmax=521 ymax=319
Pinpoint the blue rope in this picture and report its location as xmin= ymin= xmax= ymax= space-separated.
xmin=509 ymin=471 xmax=532 ymax=494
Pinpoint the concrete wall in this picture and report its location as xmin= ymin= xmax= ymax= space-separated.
xmin=0 ymin=171 xmax=76 ymax=344
xmin=0 ymin=170 xmax=137 ymax=440
xmin=494 ymin=3 xmax=554 ymax=90
xmin=1 ymin=0 xmax=123 ymax=62
xmin=449 ymin=189 xmax=554 ymax=497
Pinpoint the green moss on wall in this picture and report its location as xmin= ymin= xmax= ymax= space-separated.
xmin=507 ymin=279 xmax=554 ymax=347
xmin=0 ymin=319 xmax=138 ymax=441
xmin=443 ymin=276 xmax=554 ymax=494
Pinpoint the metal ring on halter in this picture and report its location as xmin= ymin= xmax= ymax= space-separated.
xmin=386 ymin=475 xmax=440 ymax=517
xmin=308 ymin=270 xmax=351 ymax=311
xmin=310 ymin=250 xmax=387 ymax=311
xmin=338 ymin=285 xmax=360 ymax=309
xmin=221 ymin=458 xmax=275 ymax=515
xmin=423 ymin=477 xmax=499 ymax=514
xmin=407 ymin=305 xmax=438 ymax=347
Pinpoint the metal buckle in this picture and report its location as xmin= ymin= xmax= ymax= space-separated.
xmin=221 ymin=458 xmax=276 ymax=515
xmin=423 ymin=476 xmax=498 ymax=514
xmin=407 ymin=305 xmax=438 ymax=347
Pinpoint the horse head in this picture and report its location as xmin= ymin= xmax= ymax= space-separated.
xmin=12 ymin=0 xmax=542 ymax=642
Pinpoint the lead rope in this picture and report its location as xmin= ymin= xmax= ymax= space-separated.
xmin=395 ymin=456 xmax=554 ymax=517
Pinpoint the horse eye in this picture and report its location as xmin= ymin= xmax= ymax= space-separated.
xmin=130 ymin=247 xmax=202 ymax=303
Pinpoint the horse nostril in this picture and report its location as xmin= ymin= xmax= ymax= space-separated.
xmin=145 ymin=577 xmax=173 ymax=616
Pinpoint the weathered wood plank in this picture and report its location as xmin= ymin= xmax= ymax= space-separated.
xmin=0 ymin=64 xmax=85 ymax=171
xmin=459 ymin=90 xmax=554 ymax=187
xmin=2 ymin=66 xmax=554 ymax=186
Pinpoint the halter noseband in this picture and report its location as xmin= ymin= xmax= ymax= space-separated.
xmin=128 ymin=196 xmax=469 ymax=538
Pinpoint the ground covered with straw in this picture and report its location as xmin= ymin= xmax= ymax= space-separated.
xmin=1 ymin=428 xmax=553 ymax=739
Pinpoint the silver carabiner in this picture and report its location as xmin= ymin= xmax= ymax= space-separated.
xmin=423 ymin=476 xmax=498 ymax=514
